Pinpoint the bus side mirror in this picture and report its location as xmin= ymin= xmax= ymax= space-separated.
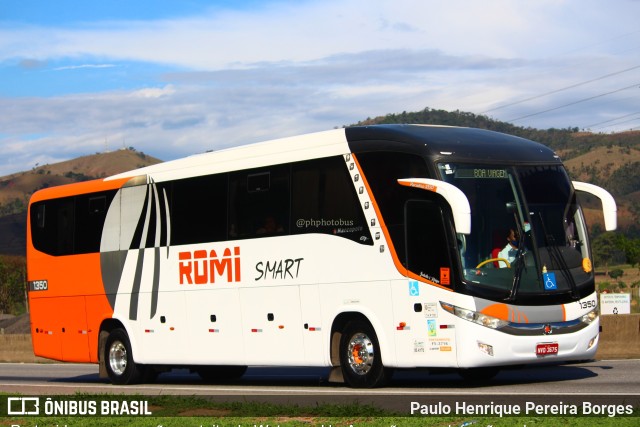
xmin=572 ymin=181 xmax=617 ymax=231
xmin=397 ymin=178 xmax=471 ymax=235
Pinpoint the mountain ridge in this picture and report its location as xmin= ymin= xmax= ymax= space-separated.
xmin=0 ymin=148 xmax=162 ymax=255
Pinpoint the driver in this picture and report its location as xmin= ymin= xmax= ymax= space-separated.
xmin=497 ymin=228 xmax=519 ymax=268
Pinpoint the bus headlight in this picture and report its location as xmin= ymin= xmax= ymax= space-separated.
xmin=440 ymin=302 xmax=508 ymax=330
xmin=580 ymin=308 xmax=598 ymax=324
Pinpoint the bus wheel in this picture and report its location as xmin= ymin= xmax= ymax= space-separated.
xmin=458 ymin=367 xmax=500 ymax=381
xmin=105 ymin=328 xmax=144 ymax=385
xmin=339 ymin=320 xmax=391 ymax=388
xmin=197 ymin=366 xmax=247 ymax=383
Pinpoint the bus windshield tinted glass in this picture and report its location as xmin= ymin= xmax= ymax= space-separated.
xmin=439 ymin=163 xmax=592 ymax=301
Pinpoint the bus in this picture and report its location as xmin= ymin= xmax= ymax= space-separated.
xmin=27 ymin=124 xmax=617 ymax=388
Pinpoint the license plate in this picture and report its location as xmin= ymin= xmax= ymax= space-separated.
xmin=536 ymin=342 xmax=559 ymax=356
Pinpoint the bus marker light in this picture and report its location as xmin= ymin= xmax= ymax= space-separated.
xmin=278 ymin=325 xmax=285 ymax=329
xmin=251 ymin=328 xmax=262 ymax=333
xmin=169 ymin=327 xmax=175 ymax=331
xmin=397 ymin=322 xmax=409 ymax=330
xmin=144 ymin=329 xmax=154 ymax=333
xmin=208 ymin=329 xmax=219 ymax=333
xmin=477 ymin=341 xmax=494 ymax=356
xmin=439 ymin=324 xmax=455 ymax=329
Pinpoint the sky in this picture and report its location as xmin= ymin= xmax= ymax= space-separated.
xmin=1 ymin=0 xmax=639 ymax=176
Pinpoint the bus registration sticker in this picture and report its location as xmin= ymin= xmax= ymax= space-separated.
xmin=536 ymin=342 xmax=559 ymax=356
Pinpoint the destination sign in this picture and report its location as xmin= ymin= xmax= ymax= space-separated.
xmin=455 ymin=168 xmax=508 ymax=179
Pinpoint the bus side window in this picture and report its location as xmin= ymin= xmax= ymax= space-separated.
xmin=36 ymin=204 xmax=46 ymax=228
xmin=291 ymin=156 xmax=372 ymax=245
xmin=405 ymin=200 xmax=452 ymax=285
xmin=31 ymin=201 xmax=56 ymax=254
xmin=75 ymin=194 xmax=111 ymax=254
xmin=229 ymin=165 xmax=290 ymax=239
xmin=355 ymin=151 xmax=430 ymax=259
xmin=168 ymin=174 xmax=228 ymax=246
xmin=31 ymin=191 xmax=117 ymax=256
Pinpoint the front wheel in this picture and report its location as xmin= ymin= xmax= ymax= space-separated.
xmin=339 ymin=320 xmax=391 ymax=388
xmin=104 ymin=328 xmax=145 ymax=385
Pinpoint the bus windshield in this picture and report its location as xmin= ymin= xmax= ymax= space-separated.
xmin=438 ymin=163 xmax=593 ymax=303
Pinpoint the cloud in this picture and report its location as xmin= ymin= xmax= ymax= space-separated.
xmin=162 ymin=116 xmax=205 ymax=130
xmin=162 ymin=49 xmax=524 ymax=87
xmin=1 ymin=0 xmax=628 ymax=68
xmin=53 ymin=63 xmax=117 ymax=71
xmin=0 ymin=0 xmax=639 ymax=176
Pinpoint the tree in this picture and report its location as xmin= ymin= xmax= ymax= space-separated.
xmin=592 ymin=232 xmax=619 ymax=275
xmin=0 ymin=256 xmax=26 ymax=315
xmin=619 ymin=236 xmax=640 ymax=273
xmin=608 ymin=269 xmax=624 ymax=280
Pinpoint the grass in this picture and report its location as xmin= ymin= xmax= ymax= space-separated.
xmin=5 ymin=416 xmax=640 ymax=426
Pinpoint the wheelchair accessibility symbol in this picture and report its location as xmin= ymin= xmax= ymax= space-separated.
xmin=409 ymin=280 xmax=420 ymax=296
xmin=543 ymin=272 xmax=557 ymax=290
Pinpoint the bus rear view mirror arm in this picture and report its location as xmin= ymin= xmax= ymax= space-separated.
xmin=572 ymin=181 xmax=617 ymax=231
xmin=397 ymin=178 xmax=471 ymax=235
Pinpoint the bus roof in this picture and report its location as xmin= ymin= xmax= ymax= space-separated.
xmin=106 ymin=127 xmax=349 ymax=183
xmin=345 ymin=124 xmax=561 ymax=165
xmin=105 ymin=124 xmax=560 ymax=183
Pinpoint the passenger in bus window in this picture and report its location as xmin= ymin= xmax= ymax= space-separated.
xmin=257 ymin=216 xmax=284 ymax=235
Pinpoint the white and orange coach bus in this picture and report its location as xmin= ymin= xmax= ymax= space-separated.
xmin=27 ymin=125 xmax=617 ymax=387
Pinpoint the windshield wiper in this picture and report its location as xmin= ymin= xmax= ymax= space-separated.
xmin=535 ymin=212 xmax=579 ymax=299
xmin=507 ymin=222 xmax=528 ymax=301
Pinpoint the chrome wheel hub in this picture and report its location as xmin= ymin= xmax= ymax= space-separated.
xmin=347 ymin=333 xmax=374 ymax=375
xmin=108 ymin=341 xmax=127 ymax=376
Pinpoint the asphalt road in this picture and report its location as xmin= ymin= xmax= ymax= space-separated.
xmin=1 ymin=359 xmax=639 ymax=396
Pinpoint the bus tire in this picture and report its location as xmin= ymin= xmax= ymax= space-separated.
xmin=197 ymin=365 xmax=248 ymax=383
xmin=339 ymin=320 xmax=391 ymax=388
xmin=104 ymin=328 xmax=144 ymax=385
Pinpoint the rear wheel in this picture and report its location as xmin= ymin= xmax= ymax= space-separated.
xmin=339 ymin=320 xmax=391 ymax=388
xmin=104 ymin=328 xmax=145 ymax=385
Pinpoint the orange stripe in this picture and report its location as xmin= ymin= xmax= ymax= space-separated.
xmin=480 ymin=303 xmax=509 ymax=320
xmin=351 ymin=154 xmax=453 ymax=292
xmin=29 ymin=177 xmax=131 ymax=203
xmin=27 ymin=176 xmax=131 ymax=363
